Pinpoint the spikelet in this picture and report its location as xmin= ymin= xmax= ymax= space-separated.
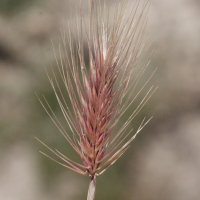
xmin=36 ymin=0 xmax=156 ymax=199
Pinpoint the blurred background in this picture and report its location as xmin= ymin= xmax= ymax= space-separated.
xmin=0 ymin=0 xmax=200 ymax=199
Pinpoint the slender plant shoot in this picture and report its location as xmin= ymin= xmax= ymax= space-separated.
xmin=37 ymin=0 xmax=156 ymax=199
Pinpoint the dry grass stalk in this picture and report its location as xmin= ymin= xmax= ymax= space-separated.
xmin=36 ymin=0 xmax=156 ymax=199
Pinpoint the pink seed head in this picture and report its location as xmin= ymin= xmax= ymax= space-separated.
xmin=37 ymin=0 xmax=156 ymax=180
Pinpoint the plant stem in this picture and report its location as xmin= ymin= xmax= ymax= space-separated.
xmin=87 ymin=176 xmax=96 ymax=200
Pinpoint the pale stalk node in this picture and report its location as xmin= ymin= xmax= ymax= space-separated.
xmin=87 ymin=176 xmax=96 ymax=200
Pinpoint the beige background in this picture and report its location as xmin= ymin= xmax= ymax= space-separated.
xmin=0 ymin=0 xmax=200 ymax=199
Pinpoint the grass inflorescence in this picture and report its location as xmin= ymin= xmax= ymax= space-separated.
xmin=36 ymin=0 xmax=156 ymax=199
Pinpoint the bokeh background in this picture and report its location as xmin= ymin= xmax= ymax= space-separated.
xmin=0 ymin=0 xmax=200 ymax=199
